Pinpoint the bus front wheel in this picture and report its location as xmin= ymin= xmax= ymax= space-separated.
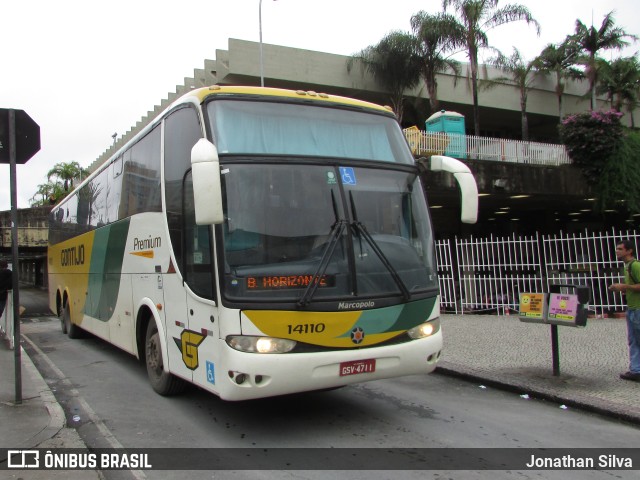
xmin=145 ymin=321 xmax=187 ymax=396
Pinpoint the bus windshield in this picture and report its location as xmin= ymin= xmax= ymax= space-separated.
xmin=207 ymin=99 xmax=436 ymax=306
xmin=219 ymin=163 xmax=436 ymax=304
xmin=208 ymin=99 xmax=414 ymax=164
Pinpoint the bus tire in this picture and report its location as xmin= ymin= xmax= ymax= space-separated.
xmin=60 ymin=301 xmax=68 ymax=334
xmin=63 ymin=303 xmax=83 ymax=339
xmin=145 ymin=321 xmax=186 ymax=396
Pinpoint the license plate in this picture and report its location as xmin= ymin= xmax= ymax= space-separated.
xmin=339 ymin=358 xmax=376 ymax=376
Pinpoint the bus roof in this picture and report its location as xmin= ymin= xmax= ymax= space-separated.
xmin=182 ymin=85 xmax=395 ymax=115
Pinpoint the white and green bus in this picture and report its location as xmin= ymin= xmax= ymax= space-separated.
xmin=48 ymin=86 xmax=477 ymax=401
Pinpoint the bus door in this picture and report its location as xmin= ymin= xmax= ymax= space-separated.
xmin=162 ymin=219 xmax=217 ymax=386
xmin=182 ymin=222 xmax=218 ymax=389
xmin=160 ymin=273 xmax=194 ymax=383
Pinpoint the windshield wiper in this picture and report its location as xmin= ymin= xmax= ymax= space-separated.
xmin=349 ymin=192 xmax=411 ymax=301
xmin=297 ymin=190 xmax=344 ymax=308
xmin=297 ymin=220 xmax=346 ymax=308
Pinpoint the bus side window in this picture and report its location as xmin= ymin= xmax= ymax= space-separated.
xmin=164 ymin=106 xmax=215 ymax=299
xmin=107 ymin=156 xmax=123 ymax=224
xmin=122 ymin=125 xmax=161 ymax=216
xmin=183 ymin=172 xmax=215 ymax=299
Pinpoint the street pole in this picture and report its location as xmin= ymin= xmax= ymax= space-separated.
xmin=9 ymin=109 xmax=22 ymax=404
xmin=259 ymin=0 xmax=264 ymax=87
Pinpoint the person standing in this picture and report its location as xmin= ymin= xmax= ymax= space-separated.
xmin=609 ymin=240 xmax=640 ymax=382
xmin=0 ymin=259 xmax=12 ymax=318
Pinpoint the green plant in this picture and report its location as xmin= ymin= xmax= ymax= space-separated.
xmin=559 ymin=109 xmax=624 ymax=180
xmin=596 ymin=129 xmax=640 ymax=214
xmin=560 ymin=110 xmax=640 ymax=215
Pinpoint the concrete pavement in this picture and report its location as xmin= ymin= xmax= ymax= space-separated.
xmin=438 ymin=313 xmax=640 ymax=425
xmin=0 ymin=287 xmax=102 ymax=479
xmin=0 ymin=287 xmax=638 ymax=478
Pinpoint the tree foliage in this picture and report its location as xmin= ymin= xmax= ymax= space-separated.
xmin=489 ymin=47 xmax=540 ymax=140
xmin=30 ymin=161 xmax=89 ymax=206
xmin=537 ymin=38 xmax=584 ymax=120
xmin=571 ymin=11 xmax=637 ymax=110
xmin=347 ymin=31 xmax=421 ymax=123
xmin=442 ymin=0 xmax=540 ymax=135
xmin=558 ymin=109 xmax=640 ymax=214
xmin=595 ymin=130 xmax=640 ymax=214
xmin=410 ymin=11 xmax=465 ymax=113
xmin=47 ymin=161 xmax=87 ymax=192
xmin=597 ymin=55 xmax=640 ymax=113
xmin=559 ymin=109 xmax=624 ymax=176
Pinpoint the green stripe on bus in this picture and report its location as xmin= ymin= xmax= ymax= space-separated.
xmin=85 ymin=219 xmax=131 ymax=321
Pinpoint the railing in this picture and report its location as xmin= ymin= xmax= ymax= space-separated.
xmin=404 ymin=128 xmax=571 ymax=166
xmin=0 ymin=226 xmax=49 ymax=248
xmin=436 ymin=228 xmax=638 ymax=315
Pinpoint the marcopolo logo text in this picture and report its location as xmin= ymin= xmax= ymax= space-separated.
xmin=338 ymin=301 xmax=375 ymax=310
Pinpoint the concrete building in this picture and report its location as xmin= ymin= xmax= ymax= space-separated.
xmin=0 ymin=206 xmax=51 ymax=287
xmin=87 ymin=39 xmax=637 ymax=237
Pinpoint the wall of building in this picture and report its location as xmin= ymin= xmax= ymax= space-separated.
xmin=90 ymin=38 xmax=638 ymax=172
xmin=0 ymin=206 xmax=51 ymax=288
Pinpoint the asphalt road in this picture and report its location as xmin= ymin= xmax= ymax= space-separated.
xmin=21 ymin=317 xmax=640 ymax=480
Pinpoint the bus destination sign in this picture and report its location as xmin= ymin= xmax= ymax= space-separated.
xmin=246 ymin=274 xmax=335 ymax=290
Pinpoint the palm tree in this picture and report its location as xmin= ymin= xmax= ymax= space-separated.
xmin=537 ymin=38 xmax=583 ymax=120
xmin=490 ymin=48 xmax=539 ymax=141
xmin=348 ymin=31 xmax=421 ymax=123
xmin=442 ymin=0 xmax=540 ymax=136
xmin=46 ymin=161 xmax=87 ymax=192
xmin=597 ymin=55 xmax=640 ymax=114
xmin=29 ymin=182 xmax=65 ymax=207
xmin=410 ymin=11 xmax=465 ymax=113
xmin=571 ymin=11 xmax=637 ymax=110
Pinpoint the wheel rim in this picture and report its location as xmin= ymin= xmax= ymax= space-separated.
xmin=146 ymin=333 xmax=163 ymax=376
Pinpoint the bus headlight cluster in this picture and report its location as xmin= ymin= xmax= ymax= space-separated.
xmin=407 ymin=318 xmax=440 ymax=339
xmin=226 ymin=335 xmax=297 ymax=354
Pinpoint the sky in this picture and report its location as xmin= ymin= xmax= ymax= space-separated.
xmin=1 ymin=0 xmax=639 ymax=211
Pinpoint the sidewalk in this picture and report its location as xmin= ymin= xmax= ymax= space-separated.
xmin=437 ymin=313 xmax=640 ymax=425
xmin=0 ymin=304 xmax=638 ymax=476
xmin=0 ymin=287 xmax=102 ymax=479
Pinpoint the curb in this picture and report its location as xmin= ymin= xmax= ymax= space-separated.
xmin=21 ymin=345 xmax=66 ymax=432
xmin=434 ymin=363 xmax=640 ymax=427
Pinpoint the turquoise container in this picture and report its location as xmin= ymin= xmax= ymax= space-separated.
xmin=425 ymin=110 xmax=467 ymax=159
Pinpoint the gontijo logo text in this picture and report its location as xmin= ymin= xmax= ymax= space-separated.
xmin=60 ymin=245 xmax=85 ymax=266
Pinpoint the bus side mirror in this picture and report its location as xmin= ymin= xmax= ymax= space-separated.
xmin=429 ymin=155 xmax=478 ymax=224
xmin=191 ymin=139 xmax=224 ymax=225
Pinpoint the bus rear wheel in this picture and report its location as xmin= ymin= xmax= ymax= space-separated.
xmin=145 ymin=321 xmax=187 ymax=396
xmin=60 ymin=302 xmax=68 ymax=334
xmin=62 ymin=303 xmax=83 ymax=339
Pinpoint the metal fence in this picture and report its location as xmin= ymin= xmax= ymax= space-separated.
xmin=404 ymin=129 xmax=571 ymax=166
xmin=437 ymin=228 xmax=639 ymax=314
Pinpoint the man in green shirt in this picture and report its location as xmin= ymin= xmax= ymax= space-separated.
xmin=609 ymin=240 xmax=640 ymax=381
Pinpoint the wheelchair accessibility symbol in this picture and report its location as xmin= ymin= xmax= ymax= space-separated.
xmin=206 ymin=361 xmax=215 ymax=384
xmin=339 ymin=167 xmax=357 ymax=185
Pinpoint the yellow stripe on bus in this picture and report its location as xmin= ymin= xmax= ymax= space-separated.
xmin=130 ymin=250 xmax=154 ymax=258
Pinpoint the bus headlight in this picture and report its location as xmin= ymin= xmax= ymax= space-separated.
xmin=407 ymin=318 xmax=440 ymax=339
xmin=226 ymin=335 xmax=297 ymax=354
